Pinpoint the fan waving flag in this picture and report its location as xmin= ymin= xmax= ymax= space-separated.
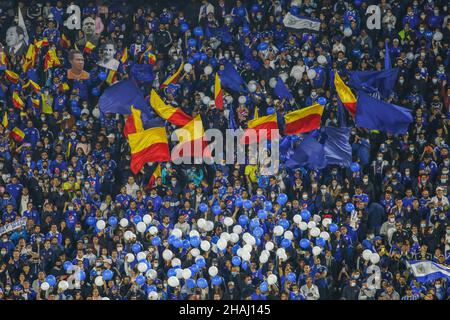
xmin=120 ymin=48 xmax=128 ymax=64
xmin=284 ymin=104 xmax=324 ymax=135
xmin=274 ymin=77 xmax=294 ymax=100
xmin=160 ymin=62 xmax=184 ymax=89
xmin=84 ymin=41 xmax=96 ymax=54
xmin=124 ymin=106 xmax=144 ymax=138
xmin=145 ymin=163 xmax=162 ymax=190
xmin=128 ymin=127 xmax=171 ymax=174
xmin=2 ymin=112 xmax=8 ymax=129
xmin=60 ymin=34 xmax=71 ymax=49
xmin=12 ymin=92 xmax=25 ymax=109
xmin=334 ymin=71 xmax=357 ymax=118
xmin=172 ymin=115 xmax=211 ymax=161
xmin=214 ymin=73 xmax=224 ymax=110
xmin=241 ymin=113 xmax=278 ymax=144
xmin=219 ymin=61 xmax=248 ymax=93
xmin=150 ymin=90 xmax=192 ymax=126
xmin=10 ymin=127 xmax=25 ymax=142
xmin=5 ymin=70 xmax=19 ymax=84
xmin=355 ymin=90 xmax=413 ymax=135
xmin=99 ymin=79 xmax=148 ymax=115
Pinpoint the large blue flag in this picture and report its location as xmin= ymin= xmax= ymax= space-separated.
xmin=355 ymin=90 xmax=413 ymax=135
xmin=384 ymin=41 xmax=391 ymax=70
xmin=99 ymin=79 xmax=148 ymax=115
xmin=349 ymin=68 xmax=398 ymax=100
xmin=285 ymin=134 xmax=326 ymax=170
xmin=274 ymin=78 xmax=293 ymax=100
xmin=130 ymin=63 xmax=154 ymax=83
xmin=408 ymin=261 xmax=450 ymax=283
xmin=219 ymin=61 xmax=248 ymax=93
xmin=205 ymin=26 xmax=233 ymax=44
xmin=323 ymin=127 xmax=352 ymax=167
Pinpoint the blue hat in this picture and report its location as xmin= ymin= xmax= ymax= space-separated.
xmin=374 ymin=236 xmax=382 ymax=241
xmin=13 ymin=285 xmax=23 ymax=291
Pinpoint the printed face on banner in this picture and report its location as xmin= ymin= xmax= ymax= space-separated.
xmin=82 ymin=17 xmax=96 ymax=36
xmin=5 ymin=25 xmax=27 ymax=55
xmin=98 ymin=43 xmax=119 ymax=71
xmin=67 ymin=51 xmax=90 ymax=80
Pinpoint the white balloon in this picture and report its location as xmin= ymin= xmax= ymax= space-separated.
xmin=137 ymin=252 xmax=147 ymax=261
xmin=162 ymin=249 xmax=173 ymax=261
xmin=273 ymin=225 xmax=284 ymax=236
xmin=243 ymin=244 xmax=253 ymax=253
xmin=237 ymin=248 xmax=244 ymax=257
xmin=310 ymin=227 xmax=321 ymax=237
xmin=190 ymin=248 xmax=200 ymax=257
xmin=184 ymin=63 xmax=192 ymax=73
xmin=204 ymin=65 xmax=212 ymax=75
xmin=284 ymin=230 xmax=294 ymax=241
xmin=171 ymin=228 xmax=183 ymax=239
xmin=225 ymin=95 xmax=233 ymax=104
xmin=102 ymin=297 xmax=110 ymax=300
xmin=317 ymin=55 xmax=327 ymax=65
xmin=259 ymin=254 xmax=268 ymax=264
xmin=313 ymin=215 xmax=322 ymax=223
xmin=242 ymin=251 xmax=251 ymax=261
xmin=322 ymin=218 xmax=332 ymax=227
xmin=319 ymin=231 xmax=330 ymax=241
xmin=362 ymin=249 xmax=373 ymax=261
xmin=269 ymin=77 xmax=277 ymax=88
xmin=307 ymin=221 xmax=316 ymax=229
xmin=58 ymin=280 xmax=69 ymax=291
xmin=146 ymin=269 xmax=157 ymax=280
xmin=217 ymin=238 xmax=227 ymax=250
xmin=168 ymin=276 xmax=179 ymax=287
xmin=171 ymin=258 xmax=181 ymax=267
xmin=149 ymin=226 xmax=158 ymax=235
xmin=124 ymin=230 xmax=133 ymax=241
xmin=265 ymin=241 xmax=274 ymax=251
xmin=242 ymin=232 xmax=251 ymax=242
xmin=230 ymin=233 xmax=240 ymax=243
xmin=406 ymin=52 xmax=414 ymax=60
xmin=136 ymin=222 xmax=147 ymax=233
xmin=202 ymin=96 xmax=211 ymax=105
xmin=238 ymin=96 xmax=246 ymax=104
xmin=293 ymin=214 xmax=302 ymax=224
xmin=279 ymin=72 xmax=288 ymax=83
xmin=143 ymin=214 xmax=152 ymax=225
xmin=307 ymin=69 xmax=316 ymax=79
xmin=96 ymin=220 xmax=106 ymax=230
xmin=138 ymin=262 xmax=148 ymax=273
xmin=292 ymin=70 xmax=302 ymax=80
xmin=248 ymin=82 xmax=257 ymax=92
xmin=148 ymin=291 xmax=158 ymax=300
xmin=40 ymin=282 xmax=50 ymax=291
xmin=220 ymin=232 xmax=231 ymax=242
xmin=125 ymin=253 xmax=135 ymax=263
xmin=197 ymin=218 xmax=206 ymax=229
xmin=208 ymin=266 xmax=218 ymax=276
xmin=233 ymin=225 xmax=243 ymax=234
xmin=312 ymin=246 xmax=322 ymax=256
xmin=279 ymin=253 xmax=288 ymax=262
xmin=176 ymin=268 xmax=183 ymax=279
xmin=119 ymin=218 xmax=129 ymax=228
xmin=433 ymin=31 xmax=443 ymax=41
xmin=370 ymin=253 xmax=380 ymax=264
xmin=204 ymin=221 xmax=214 ymax=232
xmin=95 ymin=276 xmax=104 ymax=287
xmin=189 ymin=230 xmax=200 ymax=238
xmin=276 ymin=248 xmax=285 ymax=257
xmin=245 ymin=235 xmax=256 ymax=246
xmin=200 ymin=240 xmax=211 ymax=251
xmin=343 ymin=27 xmax=352 ymax=37
xmin=223 ymin=217 xmax=234 ymax=227
xmin=267 ymin=274 xmax=277 ymax=285
xmin=299 ymin=221 xmax=308 ymax=231
xmin=182 ymin=269 xmax=192 ymax=279
xmin=261 ymin=250 xmax=270 ymax=258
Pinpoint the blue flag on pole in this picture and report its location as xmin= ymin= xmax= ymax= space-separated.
xmin=130 ymin=63 xmax=154 ymax=82
xmin=219 ymin=61 xmax=248 ymax=93
xmin=323 ymin=127 xmax=352 ymax=167
xmin=274 ymin=78 xmax=293 ymax=100
xmin=285 ymin=134 xmax=326 ymax=170
xmin=349 ymin=68 xmax=398 ymax=100
xmin=205 ymin=26 xmax=233 ymax=44
xmin=384 ymin=41 xmax=391 ymax=70
xmin=99 ymin=79 xmax=148 ymax=115
xmin=355 ymin=90 xmax=413 ymax=135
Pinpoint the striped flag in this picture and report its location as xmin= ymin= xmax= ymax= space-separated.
xmin=214 ymin=73 xmax=224 ymax=110
xmin=334 ymin=71 xmax=357 ymax=118
xmin=5 ymin=70 xmax=19 ymax=84
xmin=241 ymin=113 xmax=278 ymax=144
xmin=160 ymin=62 xmax=184 ymax=89
xmin=60 ymin=34 xmax=71 ymax=49
xmin=66 ymin=141 xmax=72 ymax=159
xmin=23 ymin=79 xmax=41 ymax=93
xmin=84 ymin=41 xmax=96 ymax=54
xmin=124 ymin=106 xmax=145 ymax=138
xmin=120 ymin=48 xmax=128 ymax=64
xmin=2 ymin=112 xmax=8 ymax=129
xmin=284 ymin=104 xmax=324 ymax=135
xmin=30 ymin=96 xmax=41 ymax=109
xmin=146 ymin=163 xmax=162 ymax=190
xmin=34 ymin=38 xmax=49 ymax=49
xmin=106 ymin=69 xmax=117 ymax=85
xmin=128 ymin=127 xmax=171 ymax=174
xmin=12 ymin=92 xmax=25 ymax=109
xmin=150 ymin=90 xmax=192 ymax=126
xmin=10 ymin=127 xmax=25 ymax=142
xmin=172 ymin=115 xmax=209 ymax=160
xmin=0 ymin=52 xmax=8 ymax=70
xmin=44 ymin=49 xmax=61 ymax=71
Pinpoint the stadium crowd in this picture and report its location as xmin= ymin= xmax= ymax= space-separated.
xmin=0 ymin=0 xmax=449 ymax=300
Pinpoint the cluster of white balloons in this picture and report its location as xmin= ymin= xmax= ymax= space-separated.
xmin=362 ymin=249 xmax=380 ymax=264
